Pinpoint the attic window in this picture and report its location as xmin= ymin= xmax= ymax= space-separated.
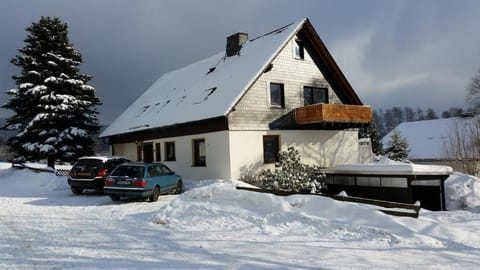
xmin=156 ymin=100 xmax=171 ymax=112
xmin=207 ymin=67 xmax=216 ymax=74
xmin=193 ymin=87 xmax=217 ymax=104
xmin=177 ymin=95 xmax=188 ymax=105
xmin=141 ymin=105 xmax=150 ymax=113
xmin=294 ymin=39 xmax=304 ymax=60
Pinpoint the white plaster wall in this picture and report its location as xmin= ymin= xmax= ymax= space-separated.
xmin=112 ymin=131 xmax=231 ymax=180
xmin=113 ymin=129 xmax=358 ymax=180
xmin=113 ymin=142 xmax=137 ymax=161
xmin=228 ymin=130 xmax=359 ymax=180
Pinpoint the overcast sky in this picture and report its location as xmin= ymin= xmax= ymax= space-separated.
xmin=1 ymin=0 xmax=479 ymax=125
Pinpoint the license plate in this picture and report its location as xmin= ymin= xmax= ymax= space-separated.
xmin=77 ymin=172 xmax=91 ymax=177
xmin=117 ymin=180 xmax=131 ymax=185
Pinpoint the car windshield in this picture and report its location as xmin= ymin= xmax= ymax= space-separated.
xmin=74 ymin=159 xmax=104 ymax=169
xmin=111 ymin=166 xmax=145 ymax=178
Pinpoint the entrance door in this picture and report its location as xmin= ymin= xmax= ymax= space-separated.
xmin=143 ymin=143 xmax=154 ymax=163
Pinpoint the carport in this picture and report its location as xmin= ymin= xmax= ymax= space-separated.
xmin=322 ymin=163 xmax=453 ymax=211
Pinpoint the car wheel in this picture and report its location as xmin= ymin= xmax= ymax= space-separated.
xmin=71 ymin=187 xmax=83 ymax=195
xmin=110 ymin=195 xmax=120 ymax=201
xmin=174 ymin=180 xmax=183 ymax=194
xmin=149 ymin=186 xmax=160 ymax=202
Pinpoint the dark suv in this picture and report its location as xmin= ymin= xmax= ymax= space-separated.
xmin=68 ymin=156 xmax=130 ymax=194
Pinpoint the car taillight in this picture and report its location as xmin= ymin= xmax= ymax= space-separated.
xmin=133 ymin=179 xmax=147 ymax=187
xmin=105 ymin=178 xmax=114 ymax=186
xmin=97 ymin=169 xmax=108 ymax=178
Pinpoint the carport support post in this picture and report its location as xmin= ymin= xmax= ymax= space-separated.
xmin=406 ymin=177 xmax=413 ymax=204
xmin=440 ymin=177 xmax=447 ymax=211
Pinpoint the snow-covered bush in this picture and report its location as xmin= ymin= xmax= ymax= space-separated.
xmin=258 ymin=146 xmax=325 ymax=192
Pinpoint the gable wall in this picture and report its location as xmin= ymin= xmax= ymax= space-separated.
xmin=228 ymin=34 xmax=342 ymax=130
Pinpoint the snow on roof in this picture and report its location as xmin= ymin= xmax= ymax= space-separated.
xmin=382 ymin=116 xmax=479 ymax=160
xmin=101 ymin=19 xmax=306 ymax=138
xmin=324 ymin=156 xmax=453 ymax=176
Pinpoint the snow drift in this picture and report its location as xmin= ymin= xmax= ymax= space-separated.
xmin=1 ymin=163 xmax=480 ymax=269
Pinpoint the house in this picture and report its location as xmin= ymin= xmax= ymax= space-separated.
xmin=100 ymin=18 xmax=372 ymax=180
xmin=382 ymin=114 xmax=480 ymax=175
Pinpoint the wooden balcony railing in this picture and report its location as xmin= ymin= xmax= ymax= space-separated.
xmin=295 ymin=103 xmax=372 ymax=125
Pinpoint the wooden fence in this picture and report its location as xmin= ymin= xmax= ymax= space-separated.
xmin=236 ymin=186 xmax=420 ymax=218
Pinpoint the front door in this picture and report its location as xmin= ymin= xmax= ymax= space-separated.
xmin=143 ymin=143 xmax=154 ymax=163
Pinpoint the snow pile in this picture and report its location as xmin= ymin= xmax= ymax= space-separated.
xmin=0 ymin=166 xmax=69 ymax=196
xmin=0 ymin=162 xmax=12 ymax=170
xmin=1 ymin=165 xmax=480 ymax=268
xmin=152 ymin=180 xmax=413 ymax=245
xmin=445 ymin=172 xmax=480 ymax=212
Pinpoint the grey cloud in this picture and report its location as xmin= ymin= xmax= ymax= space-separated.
xmin=1 ymin=0 xmax=478 ymax=124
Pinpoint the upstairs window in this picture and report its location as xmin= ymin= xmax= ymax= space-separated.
xmin=294 ymin=39 xmax=304 ymax=60
xmin=164 ymin=142 xmax=176 ymax=161
xmin=304 ymin=86 xmax=328 ymax=106
xmin=270 ymin=83 xmax=285 ymax=108
xmin=193 ymin=139 xmax=206 ymax=167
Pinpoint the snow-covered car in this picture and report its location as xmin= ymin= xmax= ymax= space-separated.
xmin=68 ymin=156 xmax=131 ymax=194
xmin=104 ymin=163 xmax=183 ymax=202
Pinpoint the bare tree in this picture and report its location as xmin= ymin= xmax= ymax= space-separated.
xmin=467 ymin=69 xmax=480 ymax=112
xmin=443 ymin=117 xmax=480 ymax=176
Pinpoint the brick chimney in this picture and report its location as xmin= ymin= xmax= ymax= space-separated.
xmin=226 ymin=32 xmax=248 ymax=57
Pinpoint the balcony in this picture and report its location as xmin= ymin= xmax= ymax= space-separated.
xmin=270 ymin=103 xmax=372 ymax=130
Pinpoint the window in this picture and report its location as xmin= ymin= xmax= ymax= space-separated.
xmin=160 ymin=164 xmax=173 ymax=175
xmin=325 ymin=175 xmax=334 ymax=184
xmin=147 ymin=166 xmax=160 ymax=177
xmin=155 ymin=143 xmax=161 ymax=161
xmin=381 ymin=177 xmax=408 ymax=188
xmin=334 ymin=175 xmax=355 ymax=186
xmin=263 ymin=135 xmax=280 ymax=163
xmin=193 ymin=139 xmax=206 ymax=166
xmin=164 ymin=142 xmax=176 ymax=161
xmin=294 ymin=39 xmax=304 ymax=60
xmin=136 ymin=144 xmax=142 ymax=161
xmin=270 ymin=83 xmax=285 ymax=108
xmin=356 ymin=176 xmax=381 ymax=187
xmin=143 ymin=142 xmax=154 ymax=163
xmin=304 ymin=86 xmax=328 ymax=106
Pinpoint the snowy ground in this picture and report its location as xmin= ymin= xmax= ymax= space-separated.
xmin=1 ymin=163 xmax=480 ymax=269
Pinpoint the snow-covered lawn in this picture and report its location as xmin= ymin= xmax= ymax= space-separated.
xmin=1 ymin=163 xmax=480 ymax=269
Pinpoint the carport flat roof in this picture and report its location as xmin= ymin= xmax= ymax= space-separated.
xmin=323 ymin=163 xmax=453 ymax=176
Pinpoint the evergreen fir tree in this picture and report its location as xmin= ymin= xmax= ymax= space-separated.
xmin=2 ymin=16 xmax=100 ymax=165
xmin=385 ymin=129 xmax=409 ymax=161
xmin=369 ymin=122 xmax=384 ymax=155
xmin=359 ymin=122 xmax=384 ymax=155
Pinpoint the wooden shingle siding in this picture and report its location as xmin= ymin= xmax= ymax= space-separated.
xmin=228 ymin=34 xmax=341 ymax=130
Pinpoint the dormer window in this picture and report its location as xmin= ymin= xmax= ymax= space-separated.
xmin=294 ymin=39 xmax=304 ymax=60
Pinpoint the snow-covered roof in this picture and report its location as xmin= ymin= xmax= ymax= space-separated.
xmin=101 ymin=19 xmax=307 ymax=138
xmin=324 ymin=156 xmax=453 ymax=175
xmin=382 ymin=116 xmax=479 ymax=160
xmin=324 ymin=163 xmax=453 ymax=176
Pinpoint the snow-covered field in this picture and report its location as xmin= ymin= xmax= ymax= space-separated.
xmin=1 ymin=163 xmax=480 ymax=269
